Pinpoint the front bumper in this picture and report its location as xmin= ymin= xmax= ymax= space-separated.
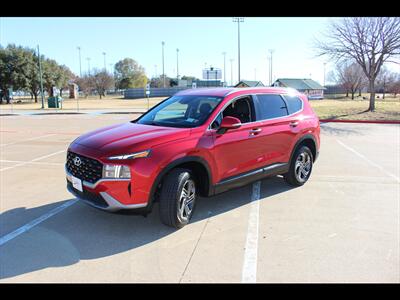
xmin=66 ymin=170 xmax=147 ymax=212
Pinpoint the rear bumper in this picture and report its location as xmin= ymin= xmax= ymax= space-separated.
xmin=66 ymin=171 xmax=147 ymax=212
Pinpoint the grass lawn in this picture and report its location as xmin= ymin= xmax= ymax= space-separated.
xmin=309 ymin=96 xmax=400 ymax=121
xmin=2 ymin=93 xmax=399 ymax=121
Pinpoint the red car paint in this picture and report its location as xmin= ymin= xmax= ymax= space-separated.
xmin=66 ymin=87 xmax=320 ymax=211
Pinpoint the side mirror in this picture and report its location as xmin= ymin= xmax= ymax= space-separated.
xmin=216 ymin=116 xmax=242 ymax=134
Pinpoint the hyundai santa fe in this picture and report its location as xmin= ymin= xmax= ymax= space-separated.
xmin=66 ymin=87 xmax=320 ymax=228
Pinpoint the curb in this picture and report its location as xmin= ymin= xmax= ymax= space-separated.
xmin=320 ymin=119 xmax=400 ymax=125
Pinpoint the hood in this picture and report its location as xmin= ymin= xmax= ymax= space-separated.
xmin=73 ymin=122 xmax=190 ymax=156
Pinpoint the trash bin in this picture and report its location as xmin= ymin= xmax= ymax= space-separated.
xmin=48 ymin=96 xmax=63 ymax=108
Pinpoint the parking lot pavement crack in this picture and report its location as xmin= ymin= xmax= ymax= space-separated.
xmin=178 ymin=212 xmax=212 ymax=283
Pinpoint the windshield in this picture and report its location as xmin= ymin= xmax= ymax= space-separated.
xmin=136 ymin=95 xmax=223 ymax=128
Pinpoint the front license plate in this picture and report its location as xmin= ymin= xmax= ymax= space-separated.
xmin=71 ymin=175 xmax=83 ymax=192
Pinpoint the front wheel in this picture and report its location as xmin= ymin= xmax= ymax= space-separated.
xmin=159 ymin=168 xmax=197 ymax=228
xmin=284 ymin=146 xmax=313 ymax=186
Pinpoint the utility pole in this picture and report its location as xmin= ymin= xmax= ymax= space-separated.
xmin=268 ymin=49 xmax=274 ymax=86
xmin=229 ymin=58 xmax=234 ymax=87
xmin=222 ymin=52 xmax=226 ymax=87
xmin=233 ymin=17 xmax=244 ymax=83
xmin=77 ymin=46 xmax=82 ymax=77
xmin=102 ymin=52 xmax=106 ymax=71
xmin=162 ymin=41 xmax=165 ymax=88
xmin=176 ymin=48 xmax=179 ymax=80
xmin=86 ymin=57 xmax=91 ymax=76
xmin=37 ymin=45 xmax=45 ymax=109
xmin=323 ymin=62 xmax=327 ymax=87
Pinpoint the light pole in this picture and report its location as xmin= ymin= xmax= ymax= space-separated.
xmin=86 ymin=57 xmax=91 ymax=76
xmin=37 ymin=45 xmax=45 ymax=109
xmin=323 ymin=62 xmax=327 ymax=87
xmin=102 ymin=52 xmax=106 ymax=71
xmin=162 ymin=41 xmax=165 ymax=88
xmin=233 ymin=17 xmax=244 ymax=83
xmin=268 ymin=49 xmax=274 ymax=86
xmin=77 ymin=46 xmax=82 ymax=77
xmin=229 ymin=58 xmax=234 ymax=87
xmin=222 ymin=52 xmax=226 ymax=87
xmin=176 ymin=48 xmax=179 ymax=80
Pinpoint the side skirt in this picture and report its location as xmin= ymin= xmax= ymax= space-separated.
xmin=213 ymin=162 xmax=289 ymax=195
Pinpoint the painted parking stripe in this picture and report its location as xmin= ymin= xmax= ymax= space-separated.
xmin=0 ymin=149 xmax=66 ymax=172
xmin=242 ymin=181 xmax=261 ymax=283
xmin=0 ymin=159 xmax=63 ymax=166
xmin=0 ymin=199 xmax=78 ymax=246
xmin=0 ymin=133 xmax=56 ymax=147
xmin=336 ymin=139 xmax=400 ymax=183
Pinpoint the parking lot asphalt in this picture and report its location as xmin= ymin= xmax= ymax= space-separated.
xmin=0 ymin=114 xmax=399 ymax=283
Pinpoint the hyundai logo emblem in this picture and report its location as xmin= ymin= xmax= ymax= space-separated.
xmin=73 ymin=156 xmax=82 ymax=167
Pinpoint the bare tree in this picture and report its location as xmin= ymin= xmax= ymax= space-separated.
xmin=315 ymin=17 xmax=400 ymax=111
xmin=91 ymin=69 xmax=115 ymax=99
xmin=387 ymin=73 xmax=400 ymax=97
xmin=336 ymin=61 xmax=365 ymax=99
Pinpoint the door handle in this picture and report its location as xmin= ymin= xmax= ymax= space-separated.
xmin=289 ymin=121 xmax=299 ymax=127
xmin=249 ymin=128 xmax=262 ymax=135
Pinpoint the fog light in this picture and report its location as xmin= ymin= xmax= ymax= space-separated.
xmin=103 ymin=164 xmax=131 ymax=179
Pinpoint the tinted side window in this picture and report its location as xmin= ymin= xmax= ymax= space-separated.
xmin=256 ymin=94 xmax=288 ymax=120
xmin=283 ymin=95 xmax=303 ymax=114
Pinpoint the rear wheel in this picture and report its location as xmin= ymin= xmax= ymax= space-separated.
xmin=159 ymin=168 xmax=197 ymax=228
xmin=284 ymin=146 xmax=313 ymax=186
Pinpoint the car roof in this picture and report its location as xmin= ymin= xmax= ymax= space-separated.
xmin=175 ymin=87 xmax=300 ymax=97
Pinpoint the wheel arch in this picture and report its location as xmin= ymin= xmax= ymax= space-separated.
xmin=148 ymin=156 xmax=214 ymax=210
xmin=289 ymin=134 xmax=318 ymax=164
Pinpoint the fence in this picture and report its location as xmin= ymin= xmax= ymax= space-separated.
xmin=124 ymin=87 xmax=190 ymax=99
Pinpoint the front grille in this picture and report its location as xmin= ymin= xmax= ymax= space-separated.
xmin=66 ymin=151 xmax=103 ymax=184
xmin=67 ymin=181 xmax=108 ymax=208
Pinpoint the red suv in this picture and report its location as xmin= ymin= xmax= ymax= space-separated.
xmin=66 ymin=87 xmax=320 ymax=228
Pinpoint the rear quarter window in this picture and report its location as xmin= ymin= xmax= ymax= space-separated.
xmin=282 ymin=95 xmax=303 ymax=114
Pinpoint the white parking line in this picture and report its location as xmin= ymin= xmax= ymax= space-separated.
xmin=0 ymin=159 xmax=64 ymax=166
xmin=241 ymin=181 xmax=261 ymax=283
xmin=0 ymin=149 xmax=66 ymax=172
xmin=0 ymin=133 xmax=56 ymax=147
xmin=0 ymin=199 xmax=78 ymax=246
xmin=336 ymin=139 xmax=400 ymax=183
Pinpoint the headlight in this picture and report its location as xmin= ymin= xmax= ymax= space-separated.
xmin=108 ymin=150 xmax=151 ymax=160
xmin=103 ymin=165 xmax=131 ymax=179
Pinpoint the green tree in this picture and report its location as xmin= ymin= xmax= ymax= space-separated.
xmin=114 ymin=58 xmax=147 ymax=89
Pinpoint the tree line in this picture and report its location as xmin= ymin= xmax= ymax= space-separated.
xmin=0 ymin=45 xmax=172 ymax=103
xmin=328 ymin=61 xmax=400 ymax=99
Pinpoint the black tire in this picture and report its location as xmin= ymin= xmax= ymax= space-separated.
xmin=284 ymin=146 xmax=313 ymax=187
xmin=159 ymin=168 xmax=197 ymax=228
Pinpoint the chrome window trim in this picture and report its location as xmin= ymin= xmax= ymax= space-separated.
xmin=207 ymin=92 xmax=304 ymax=131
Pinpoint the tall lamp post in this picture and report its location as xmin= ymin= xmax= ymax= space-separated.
xmin=222 ymin=52 xmax=226 ymax=87
xmin=268 ymin=49 xmax=274 ymax=86
xmin=176 ymin=48 xmax=179 ymax=80
xmin=229 ymin=58 xmax=234 ymax=87
xmin=37 ymin=45 xmax=45 ymax=109
xmin=102 ymin=52 xmax=107 ymax=71
xmin=86 ymin=57 xmax=91 ymax=76
xmin=162 ymin=41 xmax=165 ymax=88
xmin=77 ymin=46 xmax=82 ymax=77
xmin=323 ymin=62 xmax=327 ymax=87
xmin=233 ymin=17 xmax=244 ymax=84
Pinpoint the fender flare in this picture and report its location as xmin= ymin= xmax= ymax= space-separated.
xmin=289 ymin=134 xmax=318 ymax=164
xmin=147 ymin=156 xmax=214 ymax=211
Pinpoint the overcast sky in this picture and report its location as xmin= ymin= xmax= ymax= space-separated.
xmin=1 ymin=17 xmax=399 ymax=85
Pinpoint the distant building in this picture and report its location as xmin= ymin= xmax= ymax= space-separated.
xmin=234 ymin=80 xmax=265 ymax=88
xmin=272 ymin=78 xmax=325 ymax=99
